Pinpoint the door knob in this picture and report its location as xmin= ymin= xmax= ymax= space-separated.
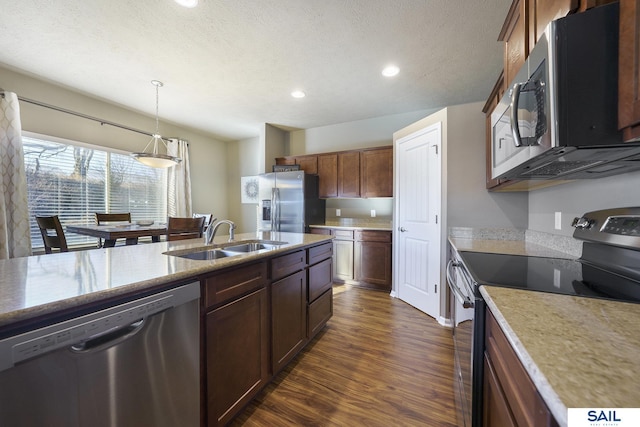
xmin=399 ymin=227 xmax=407 ymax=232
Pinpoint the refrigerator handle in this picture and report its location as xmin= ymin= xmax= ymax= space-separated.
xmin=274 ymin=188 xmax=281 ymax=231
xmin=271 ymin=188 xmax=276 ymax=230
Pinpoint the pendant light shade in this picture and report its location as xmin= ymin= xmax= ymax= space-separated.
xmin=131 ymin=80 xmax=181 ymax=168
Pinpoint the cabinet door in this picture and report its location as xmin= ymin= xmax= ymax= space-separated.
xmin=619 ymin=0 xmax=640 ymax=142
xmin=271 ymin=270 xmax=307 ymax=373
xmin=529 ymin=0 xmax=577 ymax=48
xmin=308 ymin=257 xmax=333 ymax=301
xmin=308 ymin=288 xmax=333 ymax=338
xmin=361 ymin=147 xmax=393 ymax=198
xmin=296 ymin=155 xmax=318 ymax=174
xmin=338 ymin=151 xmax=361 ymax=197
xmin=206 ymin=288 xmax=269 ymax=427
xmin=355 ymin=240 xmax=392 ymax=290
xmin=333 ymin=239 xmax=354 ymax=282
xmin=317 ymin=154 xmax=338 ymax=198
xmin=483 ymin=356 xmax=518 ymax=427
xmin=499 ymin=0 xmax=528 ymax=89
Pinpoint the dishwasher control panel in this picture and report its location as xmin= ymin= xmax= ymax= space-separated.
xmin=0 ymin=281 xmax=200 ymax=373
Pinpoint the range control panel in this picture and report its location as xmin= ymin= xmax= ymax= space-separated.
xmin=601 ymin=216 xmax=640 ymax=236
xmin=573 ymin=207 xmax=640 ymax=249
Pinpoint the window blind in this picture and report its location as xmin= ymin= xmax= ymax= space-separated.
xmin=24 ymin=134 xmax=167 ymax=249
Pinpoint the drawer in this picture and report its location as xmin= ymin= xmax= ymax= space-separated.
xmin=333 ymin=229 xmax=354 ymax=240
xmin=270 ymin=250 xmax=306 ymax=281
xmin=308 ymin=241 xmax=333 ymax=265
xmin=308 ymin=288 xmax=332 ymax=338
xmin=203 ymin=262 xmax=268 ymax=309
xmin=485 ymin=310 xmax=554 ymax=427
xmin=309 ymin=228 xmax=331 ymax=236
xmin=355 ymin=230 xmax=392 ymax=243
xmin=308 ymin=258 xmax=332 ymax=302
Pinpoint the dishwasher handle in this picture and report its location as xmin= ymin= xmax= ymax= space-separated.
xmin=446 ymin=259 xmax=474 ymax=309
xmin=70 ymin=318 xmax=146 ymax=353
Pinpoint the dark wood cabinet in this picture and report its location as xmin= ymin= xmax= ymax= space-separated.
xmin=355 ymin=230 xmax=392 ymax=291
xmin=307 ymin=241 xmax=333 ymax=339
xmin=499 ymin=0 xmax=528 ymax=91
xmin=206 ymin=287 xmax=269 ymax=427
xmin=484 ymin=309 xmax=559 ymax=427
xmin=619 ymin=0 xmax=640 ymax=142
xmin=311 ymin=227 xmax=392 ymax=291
xmin=361 ymin=147 xmax=393 ymax=197
xmin=271 ymin=270 xmax=307 ymax=373
xmin=275 ymin=155 xmax=318 ymax=174
xmin=277 ymin=145 xmax=392 ymax=198
xmin=318 ymin=153 xmax=338 ymax=198
xmin=338 ymin=151 xmax=361 ymax=197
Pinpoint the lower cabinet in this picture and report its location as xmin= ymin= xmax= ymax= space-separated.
xmin=206 ymin=287 xmax=269 ymax=427
xmin=202 ymin=242 xmax=334 ymax=426
xmin=271 ymin=270 xmax=307 ymax=373
xmin=311 ymin=227 xmax=392 ymax=291
xmin=484 ymin=309 xmax=559 ymax=427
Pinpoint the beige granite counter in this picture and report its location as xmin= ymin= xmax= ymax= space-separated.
xmin=0 ymin=232 xmax=332 ymax=333
xmin=480 ymin=286 xmax=640 ymax=427
xmin=310 ymin=219 xmax=392 ymax=231
xmin=449 ymin=237 xmax=577 ymax=259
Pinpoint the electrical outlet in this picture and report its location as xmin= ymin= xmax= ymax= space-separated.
xmin=370 ymin=209 xmax=376 ymax=218
xmin=555 ymin=211 xmax=562 ymax=230
xmin=336 ymin=209 xmax=341 ymax=217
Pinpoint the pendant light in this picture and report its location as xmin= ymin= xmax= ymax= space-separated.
xmin=131 ymin=80 xmax=182 ymax=168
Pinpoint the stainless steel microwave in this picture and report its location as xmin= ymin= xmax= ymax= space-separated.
xmin=491 ymin=3 xmax=640 ymax=181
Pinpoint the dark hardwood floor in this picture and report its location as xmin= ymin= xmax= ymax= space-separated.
xmin=230 ymin=284 xmax=458 ymax=426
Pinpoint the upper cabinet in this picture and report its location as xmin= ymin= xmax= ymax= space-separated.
xmin=276 ymin=145 xmax=393 ymax=199
xmin=619 ymin=0 xmax=640 ymax=141
xmin=499 ymin=0 xmax=528 ymax=90
xmin=361 ymin=147 xmax=394 ymax=198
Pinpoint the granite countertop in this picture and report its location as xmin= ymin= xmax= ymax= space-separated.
xmin=310 ymin=219 xmax=393 ymax=231
xmin=0 ymin=232 xmax=332 ymax=334
xmin=480 ymin=286 xmax=640 ymax=427
xmin=449 ymin=236 xmax=577 ymax=259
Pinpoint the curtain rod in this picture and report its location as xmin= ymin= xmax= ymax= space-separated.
xmin=0 ymin=90 xmax=168 ymax=140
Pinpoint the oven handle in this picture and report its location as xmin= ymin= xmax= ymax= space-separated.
xmin=447 ymin=259 xmax=474 ymax=309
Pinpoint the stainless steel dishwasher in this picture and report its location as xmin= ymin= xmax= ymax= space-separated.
xmin=0 ymin=281 xmax=200 ymax=427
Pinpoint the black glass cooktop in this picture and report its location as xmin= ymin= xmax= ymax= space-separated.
xmin=458 ymin=251 xmax=640 ymax=303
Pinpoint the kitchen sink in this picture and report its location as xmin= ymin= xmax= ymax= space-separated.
xmin=177 ymin=249 xmax=237 ymax=261
xmin=164 ymin=240 xmax=288 ymax=260
xmin=221 ymin=242 xmax=283 ymax=252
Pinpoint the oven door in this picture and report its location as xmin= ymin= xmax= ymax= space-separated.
xmin=447 ymin=258 xmax=475 ymax=427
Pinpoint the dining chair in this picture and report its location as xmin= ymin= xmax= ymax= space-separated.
xmin=35 ymin=215 xmax=69 ymax=254
xmin=192 ymin=213 xmax=214 ymax=229
xmin=95 ymin=212 xmax=136 ymax=247
xmin=167 ymin=216 xmax=206 ymax=241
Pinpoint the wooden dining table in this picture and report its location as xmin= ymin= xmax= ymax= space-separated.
xmin=66 ymin=223 xmax=168 ymax=247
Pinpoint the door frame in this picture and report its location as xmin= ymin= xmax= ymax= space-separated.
xmin=392 ymin=116 xmax=448 ymax=326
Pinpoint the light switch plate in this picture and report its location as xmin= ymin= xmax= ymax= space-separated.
xmin=370 ymin=210 xmax=376 ymax=217
xmin=555 ymin=212 xmax=562 ymax=230
xmin=336 ymin=209 xmax=341 ymax=217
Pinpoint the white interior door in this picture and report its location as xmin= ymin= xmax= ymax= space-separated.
xmin=394 ymin=122 xmax=442 ymax=319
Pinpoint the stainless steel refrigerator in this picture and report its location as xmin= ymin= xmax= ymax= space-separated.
xmin=258 ymin=171 xmax=325 ymax=233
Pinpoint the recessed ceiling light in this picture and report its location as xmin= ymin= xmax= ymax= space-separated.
xmin=174 ymin=0 xmax=198 ymax=8
xmin=291 ymin=90 xmax=306 ymax=98
xmin=382 ymin=65 xmax=400 ymax=77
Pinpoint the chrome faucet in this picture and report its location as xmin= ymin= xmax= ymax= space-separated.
xmin=205 ymin=219 xmax=236 ymax=244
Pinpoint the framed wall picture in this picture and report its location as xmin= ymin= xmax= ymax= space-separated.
xmin=241 ymin=176 xmax=259 ymax=204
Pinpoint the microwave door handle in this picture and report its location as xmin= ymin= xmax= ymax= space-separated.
xmin=510 ymin=82 xmax=524 ymax=147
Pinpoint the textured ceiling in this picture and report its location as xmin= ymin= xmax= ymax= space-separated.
xmin=0 ymin=0 xmax=511 ymax=141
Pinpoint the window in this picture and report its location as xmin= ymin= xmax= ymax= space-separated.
xmin=24 ymin=133 xmax=167 ymax=249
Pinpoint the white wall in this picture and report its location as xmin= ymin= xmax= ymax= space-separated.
xmin=528 ymin=170 xmax=640 ymax=236
xmin=0 ymin=66 xmax=228 ymax=220
xmin=227 ymin=136 xmax=261 ymax=233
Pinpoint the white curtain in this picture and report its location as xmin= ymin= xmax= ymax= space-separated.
xmin=167 ymin=138 xmax=192 ymax=217
xmin=0 ymin=92 xmax=32 ymax=259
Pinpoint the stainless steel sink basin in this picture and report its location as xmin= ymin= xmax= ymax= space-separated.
xmin=178 ymin=249 xmax=237 ymax=260
xmin=164 ymin=240 xmax=288 ymax=260
xmin=222 ymin=242 xmax=281 ymax=252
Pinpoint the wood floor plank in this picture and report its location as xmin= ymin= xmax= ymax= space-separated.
xmin=230 ymin=284 xmax=458 ymax=426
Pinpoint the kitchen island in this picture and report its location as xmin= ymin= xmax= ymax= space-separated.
xmin=0 ymin=231 xmax=334 ymax=426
